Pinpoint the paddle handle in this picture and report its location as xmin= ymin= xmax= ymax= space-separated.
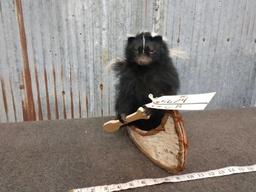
xmin=103 ymin=107 xmax=150 ymax=133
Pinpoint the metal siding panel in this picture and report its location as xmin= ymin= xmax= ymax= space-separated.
xmin=0 ymin=0 xmax=256 ymax=123
xmin=0 ymin=0 xmax=24 ymax=122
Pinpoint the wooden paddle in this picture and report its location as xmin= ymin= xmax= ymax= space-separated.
xmin=103 ymin=107 xmax=150 ymax=133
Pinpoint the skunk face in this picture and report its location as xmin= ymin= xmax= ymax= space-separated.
xmin=125 ymin=32 xmax=168 ymax=66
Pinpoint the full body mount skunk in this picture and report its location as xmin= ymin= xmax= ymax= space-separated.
xmin=114 ymin=32 xmax=180 ymax=131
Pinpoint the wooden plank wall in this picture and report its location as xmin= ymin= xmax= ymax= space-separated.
xmin=0 ymin=0 xmax=255 ymax=123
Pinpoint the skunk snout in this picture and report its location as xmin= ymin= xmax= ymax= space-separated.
xmin=135 ymin=55 xmax=152 ymax=65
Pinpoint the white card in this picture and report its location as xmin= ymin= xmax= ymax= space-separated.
xmin=145 ymin=92 xmax=216 ymax=110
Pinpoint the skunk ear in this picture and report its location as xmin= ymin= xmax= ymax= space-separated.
xmin=153 ymin=35 xmax=163 ymax=41
xmin=128 ymin=37 xmax=135 ymax=43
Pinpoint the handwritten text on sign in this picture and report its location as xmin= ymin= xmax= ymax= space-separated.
xmin=145 ymin=92 xmax=216 ymax=110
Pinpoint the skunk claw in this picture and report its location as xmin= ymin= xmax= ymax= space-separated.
xmin=118 ymin=113 xmax=127 ymax=124
xmin=142 ymin=106 xmax=152 ymax=116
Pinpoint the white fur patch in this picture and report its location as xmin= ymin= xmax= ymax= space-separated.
xmin=127 ymin=32 xmax=168 ymax=41
xmin=127 ymin=33 xmax=136 ymax=37
xmin=151 ymin=32 xmax=159 ymax=37
xmin=151 ymin=31 xmax=168 ymax=41
xmin=169 ymin=48 xmax=190 ymax=59
xmin=104 ymin=57 xmax=123 ymax=71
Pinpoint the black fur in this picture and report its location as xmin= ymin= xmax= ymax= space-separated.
xmin=114 ymin=32 xmax=180 ymax=131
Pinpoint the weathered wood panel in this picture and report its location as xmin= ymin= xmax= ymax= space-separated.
xmin=0 ymin=0 xmax=255 ymax=123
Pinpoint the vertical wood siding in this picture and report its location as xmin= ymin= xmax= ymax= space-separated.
xmin=0 ymin=0 xmax=255 ymax=123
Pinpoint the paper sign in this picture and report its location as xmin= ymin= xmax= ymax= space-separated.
xmin=145 ymin=92 xmax=216 ymax=110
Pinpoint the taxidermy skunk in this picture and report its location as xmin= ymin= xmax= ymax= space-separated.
xmin=114 ymin=32 xmax=180 ymax=131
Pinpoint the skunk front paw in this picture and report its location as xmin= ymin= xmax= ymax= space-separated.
xmin=117 ymin=113 xmax=127 ymax=124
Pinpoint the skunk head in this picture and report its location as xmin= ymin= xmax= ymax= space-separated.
xmin=125 ymin=32 xmax=169 ymax=66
